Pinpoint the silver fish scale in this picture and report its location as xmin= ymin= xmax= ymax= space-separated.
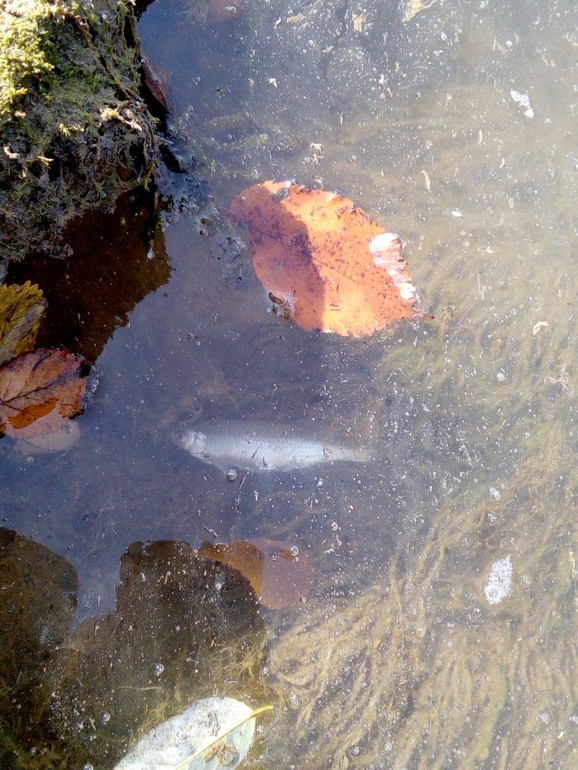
xmin=171 ymin=419 xmax=370 ymax=473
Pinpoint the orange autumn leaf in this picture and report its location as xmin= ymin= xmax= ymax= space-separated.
xmin=0 ymin=348 xmax=88 ymax=440
xmin=198 ymin=538 xmax=315 ymax=610
xmin=230 ymin=180 xmax=424 ymax=336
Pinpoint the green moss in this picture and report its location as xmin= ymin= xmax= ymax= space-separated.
xmin=0 ymin=0 xmax=158 ymax=261
xmin=0 ymin=1 xmax=54 ymax=120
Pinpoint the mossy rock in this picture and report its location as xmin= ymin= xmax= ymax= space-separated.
xmin=0 ymin=0 xmax=158 ymax=262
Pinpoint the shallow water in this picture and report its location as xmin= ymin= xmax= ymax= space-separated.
xmin=1 ymin=0 xmax=577 ymax=767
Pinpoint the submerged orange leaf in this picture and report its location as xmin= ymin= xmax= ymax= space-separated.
xmin=0 ymin=348 xmax=87 ymax=439
xmin=230 ymin=181 xmax=424 ymax=336
xmin=198 ymin=538 xmax=315 ymax=610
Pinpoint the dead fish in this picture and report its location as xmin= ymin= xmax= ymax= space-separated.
xmin=171 ymin=419 xmax=371 ymax=473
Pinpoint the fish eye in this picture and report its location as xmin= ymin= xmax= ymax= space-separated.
xmin=170 ymin=424 xmax=189 ymax=446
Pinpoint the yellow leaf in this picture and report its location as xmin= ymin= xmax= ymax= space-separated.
xmin=0 ymin=282 xmax=46 ymax=365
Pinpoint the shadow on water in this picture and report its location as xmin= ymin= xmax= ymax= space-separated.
xmin=0 ymin=529 xmax=267 ymax=768
xmin=7 ymin=188 xmax=170 ymax=365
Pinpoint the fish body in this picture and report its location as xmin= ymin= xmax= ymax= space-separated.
xmin=171 ymin=419 xmax=370 ymax=473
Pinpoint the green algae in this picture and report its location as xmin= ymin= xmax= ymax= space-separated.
xmin=0 ymin=0 xmax=54 ymax=117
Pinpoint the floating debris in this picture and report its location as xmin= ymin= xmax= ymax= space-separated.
xmin=510 ymin=89 xmax=535 ymax=119
xmin=488 ymin=486 xmax=502 ymax=502
xmin=484 ymin=555 xmax=513 ymax=605
xmin=15 ymin=420 xmax=81 ymax=455
xmin=532 ymin=320 xmax=549 ymax=335
xmin=187 ymin=0 xmax=243 ymax=26
xmin=0 ymin=348 xmax=88 ymax=439
xmin=141 ymin=56 xmax=170 ymax=115
xmin=229 ymin=181 xmax=425 ymax=336
xmin=402 ymin=0 xmax=438 ymax=24
xmin=0 ymin=282 xmax=46 ymax=366
xmin=114 ymin=696 xmax=270 ymax=770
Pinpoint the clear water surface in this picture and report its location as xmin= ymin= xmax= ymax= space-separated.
xmin=1 ymin=1 xmax=576 ymax=768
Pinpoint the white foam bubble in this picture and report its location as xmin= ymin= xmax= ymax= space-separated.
xmin=484 ymin=555 xmax=513 ymax=605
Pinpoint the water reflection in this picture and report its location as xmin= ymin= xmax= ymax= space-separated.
xmin=7 ymin=188 xmax=169 ymax=365
xmin=138 ymin=1 xmax=578 ymax=767
xmin=0 ymin=530 xmax=266 ymax=767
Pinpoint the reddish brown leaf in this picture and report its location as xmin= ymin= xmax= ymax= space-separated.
xmin=230 ymin=180 xmax=425 ymax=336
xmin=198 ymin=538 xmax=315 ymax=609
xmin=0 ymin=348 xmax=87 ymax=439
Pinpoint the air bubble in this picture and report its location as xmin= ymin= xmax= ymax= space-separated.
xmin=221 ymin=747 xmax=238 ymax=764
xmin=489 ymin=487 xmax=502 ymax=502
xmin=287 ymin=691 xmax=301 ymax=710
xmin=485 ymin=586 xmax=500 ymax=602
xmin=484 ymin=555 xmax=513 ymax=605
xmin=289 ymin=545 xmax=299 ymax=557
xmin=154 ymin=662 xmax=164 ymax=677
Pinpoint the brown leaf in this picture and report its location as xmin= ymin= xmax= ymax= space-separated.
xmin=0 ymin=282 xmax=46 ymax=365
xmin=141 ymin=56 xmax=170 ymax=114
xmin=0 ymin=348 xmax=87 ymax=439
xmin=198 ymin=538 xmax=315 ymax=610
xmin=230 ymin=181 xmax=425 ymax=336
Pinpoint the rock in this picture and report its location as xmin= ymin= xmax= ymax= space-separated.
xmin=0 ymin=0 xmax=158 ymax=262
